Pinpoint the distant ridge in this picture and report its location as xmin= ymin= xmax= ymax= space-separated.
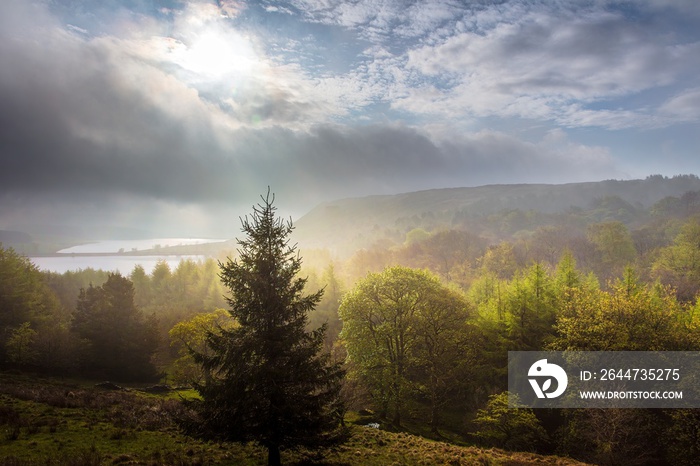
xmin=0 ymin=230 xmax=32 ymax=244
xmin=294 ymin=175 xmax=700 ymax=254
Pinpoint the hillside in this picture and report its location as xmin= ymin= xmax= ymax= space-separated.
xmin=293 ymin=175 xmax=700 ymax=255
xmin=0 ymin=374 xmax=589 ymax=466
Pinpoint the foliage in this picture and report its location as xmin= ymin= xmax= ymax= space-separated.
xmin=188 ymin=191 xmax=344 ymax=466
xmin=168 ymin=308 xmax=234 ymax=385
xmin=0 ymin=246 xmax=60 ymax=365
xmin=480 ymin=242 xmax=519 ymax=279
xmin=43 ymin=257 xmax=228 ymax=374
xmin=551 ymin=266 xmax=693 ymax=351
xmin=652 ymin=216 xmax=700 ymax=301
xmin=5 ymin=322 xmax=37 ymax=365
xmin=397 ymin=229 xmax=488 ymax=282
xmin=665 ymin=409 xmax=700 ymax=466
xmin=0 ymin=245 xmax=66 ymax=370
xmin=587 ymin=221 xmax=636 ymax=280
xmin=72 ymin=273 xmax=159 ymax=381
xmin=560 ymin=409 xmax=665 ymax=466
xmin=503 ymin=262 xmax=557 ymax=350
xmin=304 ymin=263 xmax=345 ymax=348
xmin=472 ymin=392 xmax=547 ymax=452
xmin=340 ymin=266 xmax=473 ymax=429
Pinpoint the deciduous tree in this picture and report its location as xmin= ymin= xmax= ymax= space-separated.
xmin=551 ymin=267 xmax=692 ymax=351
xmin=340 ymin=266 xmax=471 ymax=428
xmin=168 ymin=308 xmax=233 ymax=385
xmin=653 ymin=216 xmax=700 ymax=301
xmin=472 ymin=392 xmax=547 ymax=451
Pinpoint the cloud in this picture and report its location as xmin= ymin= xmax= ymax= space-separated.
xmin=0 ymin=0 xmax=694 ymax=237
xmin=400 ymin=7 xmax=700 ymax=127
xmin=285 ymin=0 xmax=467 ymax=43
xmin=281 ymin=0 xmax=700 ymax=130
xmin=660 ymin=88 xmax=700 ymax=120
xmin=648 ymin=0 xmax=700 ymax=17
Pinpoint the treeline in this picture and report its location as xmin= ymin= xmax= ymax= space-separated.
xmin=341 ymin=190 xmax=700 ymax=298
xmin=0 ymin=255 xmax=227 ymax=380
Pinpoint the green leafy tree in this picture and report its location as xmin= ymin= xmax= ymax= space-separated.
xmin=472 ymin=392 xmax=547 ymax=451
xmin=0 ymin=246 xmax=60 ymax=325
xmin=469 ymin=272 xmax=510 ymax=393
xmin=190 ymin=191 xmax=344 ymax=466
xmin=551 ymin=267 xmax=692 ymax=351
xmin=340 ymin=266 xmax=471 ymax=428
xmin=553 ymin=250 xmax=581 ymax=294
xmin=412 ymin=283 xmax=474 ymax=432
xmin=172 ymin=259 xmax=202 ymax=311
xmin=169 ymin=308 xmax=234 ymax=385
xmin=587 ymin=221 xmax=636 ymax=280
xmin=5 ymin=322 xmax=37 ymax=365
xmin=307 ymin=263 xmax=344 ymax=348
xmin=481 ymin=242 xmax=519 ymax=279
xmin=504 ymin=262 xmax=557 ymax=351
xmin=561 ymin=408 xmax=664 ymax=466
xmin=666 ymin=409 xmax=700 ymax=466
xmin=150 ymin=260 xmax=172 ymax=304
xmin=653 ymin=216 xmax=700 ymax=301
xmin=0 ymin=245 xmax=61 ymax=366
xmin=130 ymin=265 xmax=151 ymax=308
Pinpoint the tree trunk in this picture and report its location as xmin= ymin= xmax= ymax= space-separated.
xmin=393 ymin=407 xmax=401 ymax=427
xmin=430 ymin=393 xmax=439 ymax=435
xmin=392 ymin=380 xmax=402 ymax=427
xmin=267 ymin=444 xmax=281 ymax=466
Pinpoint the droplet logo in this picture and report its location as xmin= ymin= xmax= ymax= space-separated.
xmin=528 ymin=359 xmax=568 ymax=399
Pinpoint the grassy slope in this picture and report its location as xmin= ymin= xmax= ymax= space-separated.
xmin=0 ymin=374 xmax=589 ymax=466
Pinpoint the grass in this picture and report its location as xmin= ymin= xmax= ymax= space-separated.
xmin=0 ymin=373 xmax=590 ymax=465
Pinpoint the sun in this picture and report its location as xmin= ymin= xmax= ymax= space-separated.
xmin=173 ymin=30 xmax=256 ymax=80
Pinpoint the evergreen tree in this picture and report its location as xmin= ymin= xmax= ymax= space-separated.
xmin=72 ymin=273 xmax=159 ymax=381
xmin=190 ymin=191 xmax=344 ymax=466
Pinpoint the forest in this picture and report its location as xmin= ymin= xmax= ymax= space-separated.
xmin=3 ymin=178 xmax=700 ymax=465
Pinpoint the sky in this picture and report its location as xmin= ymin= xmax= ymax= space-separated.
xmin=1 ymin=0 xmax=699 ymax=237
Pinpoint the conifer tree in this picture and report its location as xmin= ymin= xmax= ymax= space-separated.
xmin=72 ymin=273 xmax=159 ymax=381
xmin=190 ymin=190 xmax=344 ymax=466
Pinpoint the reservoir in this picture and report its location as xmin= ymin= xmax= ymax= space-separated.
xmin=29 ymin=238 xmax=227 ymax=275
xmin=30 ymin=254 xmax=208 ymax=275
xmin=57 ymin=238 xmax=226 ymax=254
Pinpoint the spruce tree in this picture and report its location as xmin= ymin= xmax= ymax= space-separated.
xmin=190 ymin=190 xmax=344 ymax=466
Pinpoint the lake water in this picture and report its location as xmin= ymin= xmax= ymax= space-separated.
xmin=58 ymin=238 xmax=226 ymax=254
xmin=31 ymin=255 xmax=209 ymax=275
xmin=31 ymin=238 xmax=227 ymax=275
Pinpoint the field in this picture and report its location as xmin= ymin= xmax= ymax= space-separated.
xmin=0 ymin=373 xmax=589 ymax=466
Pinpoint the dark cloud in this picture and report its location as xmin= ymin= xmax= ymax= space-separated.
xmin=0 ymin=1 xmax=618 ymax=221
xmin=3 ymin=0 xmax=688 ymax=238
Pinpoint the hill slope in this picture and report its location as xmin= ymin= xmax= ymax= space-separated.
xmin=294 ymin=175 xmax=700 ymax=255
xmin=0 ymin=373 xmax=589 ymax=466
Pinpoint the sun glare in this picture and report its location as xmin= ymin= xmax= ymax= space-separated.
xmin=174 ymin=31 xmax=256 ymax=80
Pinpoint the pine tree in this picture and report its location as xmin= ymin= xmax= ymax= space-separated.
xmin=189 ymin=190 xmax=344 ymax=466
